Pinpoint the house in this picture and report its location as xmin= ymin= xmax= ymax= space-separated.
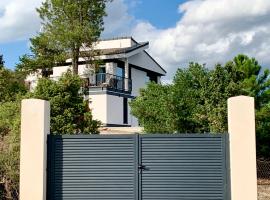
xmin=26 ymin=37 xmax=166 ymax=127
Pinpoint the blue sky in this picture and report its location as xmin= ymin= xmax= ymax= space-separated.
xmin=1 ymin=0 xmax=270 ymax=80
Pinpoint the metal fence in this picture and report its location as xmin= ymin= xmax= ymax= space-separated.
xmin=257 ymin=160 xmax=270 ymax=200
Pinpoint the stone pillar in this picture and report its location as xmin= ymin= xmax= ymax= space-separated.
xmin=228 ymin=96 xmax=257 ymax=200
xmin=20 ymin=99 xmax=50 ymax=200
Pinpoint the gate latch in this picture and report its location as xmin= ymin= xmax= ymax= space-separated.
xmin=138 ymin=164 xmax=150 ymax=172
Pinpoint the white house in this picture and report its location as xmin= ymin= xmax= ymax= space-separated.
xmin=26 ymin=37 xmax=166 ymax=127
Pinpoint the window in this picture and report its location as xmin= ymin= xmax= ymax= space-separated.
xmin=116 ymin=66 xmax=124 ymax=77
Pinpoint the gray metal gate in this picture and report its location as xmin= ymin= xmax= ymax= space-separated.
xmin=47 ymin=134 xmax=229 ymax=200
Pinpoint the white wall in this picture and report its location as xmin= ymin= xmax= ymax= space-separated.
xmin=128 ymin=51 xmax=166 ymax=75
xmin=131 ymin=67 xmax=148 ymax=96
xmin=128 ymin=99 xmax=138 ymax=127
xmin=51 ymin=64 xmax=93 ymax=78
xmin=89 ymin=94 xmax=127 ymax=126
xmin=89 ymin=95 xmax=107 ymax=123
xmin=129 ymin=67 xmax=148 ymax=127
xmin=94 ymin=38 xmax=133 ymax=49
xmin=106 ymin=95 xmax=124 ymax=125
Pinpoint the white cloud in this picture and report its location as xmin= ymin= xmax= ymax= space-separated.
xmin=0 ymin=0 xmax=136 ymax=43
xmin=0 ymin=0 xmax=43 ymax=43
xmin=1 ymin=0 xmax=270 ymax=81
xmin=132 ymin=0 xmax=270 ymax=81
xmin=103 ymin=0 xmax=136 ymax=38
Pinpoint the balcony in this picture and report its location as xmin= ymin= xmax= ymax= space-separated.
xmin=85 ymin=73 xmax=132 ymax=93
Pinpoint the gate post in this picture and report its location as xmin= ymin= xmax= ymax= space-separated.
xmin=228 ymin=96 xmax=257 ymax=200
xmin=20 ymin=99 xmax=50 ymax=200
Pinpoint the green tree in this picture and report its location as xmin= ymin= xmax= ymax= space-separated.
xmin=130 ymin=54 xmax=270 ymax=157
xmin=16 ymin=33 xmax=66 ymax=75
xmin=32 ymin=72 xmax=101 ymax=134
xmin=25 ymin=0 xmax=111 ymax=74
xmin=130 ymin=82 xmax=175 ymax=133
xmin=0 ymin=55 xmax=4 ymax=69
xmin=224 ymin=55 xmax=270 ymax=157
xmin=0 ymin=57 xmax=27 ymax=103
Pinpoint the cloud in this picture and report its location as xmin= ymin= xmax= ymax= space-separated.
xmin=103 ymin=0 xmax=137 ymax=38
xmin=132 ymin=0 xmax=270 ymax=81
xmin=0 ymin=0 xmax=136 ymax=43
xmin=0 ymin=0 xmax=43 ymax=43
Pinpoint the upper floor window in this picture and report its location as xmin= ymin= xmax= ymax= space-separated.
xmin=98 ymin=65 xmax=105 ymax=73
xmin=116 ymin=66 xmax=124 ymax=77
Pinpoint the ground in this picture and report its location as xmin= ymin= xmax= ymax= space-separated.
xmin=258 ymin=185 xmax=270 ymax=200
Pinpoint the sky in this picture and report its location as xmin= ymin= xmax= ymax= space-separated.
xmin=0 ymin=0 xmax=270 ymax=81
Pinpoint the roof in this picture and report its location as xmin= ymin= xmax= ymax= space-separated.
xmin=99 ymin=36 xmax=138 ymax=44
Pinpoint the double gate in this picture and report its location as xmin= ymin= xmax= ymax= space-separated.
xmin=47 ymin=134 xmax=229 ymax=200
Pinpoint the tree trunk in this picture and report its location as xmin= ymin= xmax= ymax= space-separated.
xmin=72 ymin=48 xmax=80 ymax=75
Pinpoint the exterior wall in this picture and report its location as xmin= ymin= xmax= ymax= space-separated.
xmin=89 ymin=94 xmax=107 ymax=123
xmin=106 ymin=95 xmax=124 ymax=125
xmin=94 ymin=38 xmax=133 ymax=49
xmin=128 ymin=99 xmax=139 ymax=127
xmin=157 ymin=76 xmax=161 ymax=84
xmin=131 ymin=67 xmax=148 ymax=96
xmin=51 ymin=64 xmax=93 ymax=79
xmin=129 ymin=67 xmax=148 ymax=127
xmin=89 ymin=94 xmax=128 ymax=126
xmin=128 ymin=51 xmax=166 ymax=75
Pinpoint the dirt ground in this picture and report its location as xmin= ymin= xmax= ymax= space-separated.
xmin=258 ymin=185 xmax=270 ymax=200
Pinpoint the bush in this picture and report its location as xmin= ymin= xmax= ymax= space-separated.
xmin=32 ymin=72 xmax=101 ymax=134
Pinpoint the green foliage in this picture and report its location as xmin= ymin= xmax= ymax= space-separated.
xmin=0 ymin=101 xmax=21 ymax=200
xmin=18 ymin=0 xmax=111 ymax=74
xmin=0 ymin=55 xmax=4 ymax=69
xmin=130 ymin=54 xmax=270 ymax=158
xmin=130 ymin=83 xmax=175 ymax=133
xmin=32 ymin=72 xmax=101 ymax=134
xmin=16 ymin=33 xmax=67 ymax=74
xmin=0 ymin=68 xmax=27 ymax=103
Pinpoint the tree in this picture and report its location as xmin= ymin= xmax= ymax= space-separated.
xmin=130 ymin=54 xmax=270 ymax=157
xmin=0 ymin=57 xmax=27 ymax=103
xmin=0 ymin=55 xmax=4 ymax=69
xmin=25 ymin=0 xmax=111 ymax=74
xmin=32 ymin=72 xmax=101 ymax=134
xmin=130 ymin=82 xmax=175 ymax=133
xmin=16 ymin=33 xmax=67 ymax=75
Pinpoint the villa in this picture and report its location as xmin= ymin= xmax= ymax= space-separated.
xmin=26 ymin=37 xmax=166 ymax=127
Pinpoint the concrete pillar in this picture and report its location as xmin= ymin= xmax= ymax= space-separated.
xmin=20 ymin=99 xmax=50 ymax=200
xmin=105 ymin=62 xmax=116 ymax=75
xmin=228 ymin=96 xmax=257 ymax=200
xmin=124 ymin=58 xmax=129 ymax=91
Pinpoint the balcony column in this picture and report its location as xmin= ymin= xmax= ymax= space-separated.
xmin=105 ymin=62 xmax=116 ymax=75
xmin=124 ymin=58 xmax=129 ymax=91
